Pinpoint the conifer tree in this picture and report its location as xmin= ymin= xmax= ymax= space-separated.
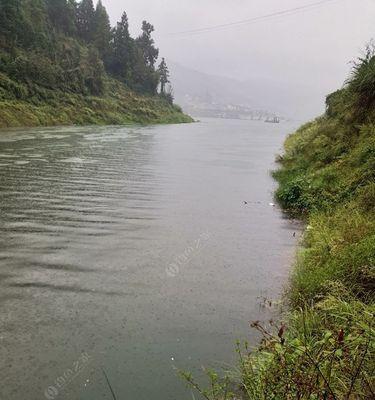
xmin=21 ymin=0 xmax=52 ymax=48
xmin=0 ymin=0 xmax=23 ymax=44
xmin=46 ymin=0 xmax=77 ymax=35
xmin=136 ymin=21 xmax=159 ymax=68
xmin=109 ymin=11 xmax=134 ymax=83
xmin=76 ymin=0 xmax=95 ymax=42
xmin=93 ymin=0 xmax=111 ymax=61
xmin=157 ymin=57 xmax=169 ymax=94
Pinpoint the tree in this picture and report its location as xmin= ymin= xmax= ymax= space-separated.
xmin=164 ymin=84 xmax=174 ymax=105
xmin=0 ymin=0 xmax=50 ymax=48
xmin=130 ymin=46 xmax=159 ymax=94
xmin=92 ymin=0 xmax=111 ymax=61
xmin=157 ymin=57 xmax=169 ymax=94
xmin=21 ymin=0 xmax=52 ymax=49
xmin=76 ymin=0 xmax=95 ymax=42
xmin=109 ymin=11 xmax=134 ymax=83
xmin=0 ymin=0 xmax=23 ymax=45
xmin=84 ymin=45 xmax=105 ymax=95
xmin=127 ymin=20 xmax=160 ymax=94
xmin=136 ymin=21 xmax=159 ymax=68
xmin=46 ymin=0 xmax=77 ymax=35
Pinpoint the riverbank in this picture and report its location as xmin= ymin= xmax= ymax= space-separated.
xmin=183 ymin=50 xmax=374 ymax=399
xmin=0 ymin=75 xmax=193 ymax=128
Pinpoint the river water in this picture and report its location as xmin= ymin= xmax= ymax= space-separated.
xmin=0 ymin=118 xmax=300 ymax=400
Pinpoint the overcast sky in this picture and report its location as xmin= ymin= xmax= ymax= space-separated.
xmin=102 ymin=0 xmax=375 ymax=115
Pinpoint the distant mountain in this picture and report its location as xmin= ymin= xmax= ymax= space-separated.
xmin=169 ymin=62 xmax=326 ymax=120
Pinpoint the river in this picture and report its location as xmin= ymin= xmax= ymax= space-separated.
xmin=0 ymin=118 xmax=300 ymax=400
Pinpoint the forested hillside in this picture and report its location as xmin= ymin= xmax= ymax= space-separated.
xmin=0 ymin=0 xmax=191 ymax=127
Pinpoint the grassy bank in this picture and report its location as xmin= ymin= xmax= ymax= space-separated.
xmin=182 ymin=48 xmax=375 ymax=399
xmin=0 ymin=74 xmax=192 ymax=128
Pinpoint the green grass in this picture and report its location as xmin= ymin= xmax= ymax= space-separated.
xmin=0 ymin=73 xmax=193 ymax=128
xmin=181 ymin=48 xmax=375 ymax=399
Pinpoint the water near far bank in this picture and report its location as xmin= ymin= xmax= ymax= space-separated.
xmin=0 ymin=118 xmax=301 ymax=400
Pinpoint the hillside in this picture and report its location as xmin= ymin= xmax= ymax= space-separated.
xmin=0 ymin=72 xmax=191 ymax=127
xmin=183 ymin=47 xmax=375 ymax=399
xmin=0 ymin=0 xmax=191 ymax=128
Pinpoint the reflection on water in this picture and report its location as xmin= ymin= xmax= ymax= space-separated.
xmin=0 ymin=119 xmax=300 ymax=400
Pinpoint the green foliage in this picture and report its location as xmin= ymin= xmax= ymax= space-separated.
xmin=0 ymin=75 xmax=192 ymax=128
xmin=183 ymin=294 xmax=374 ymax=399
xmin=92 ymin=0 xmax=111 ymax=60
xmin=157 ymin=57 xmax=170 ymax=94
xmin=180 ymin=369 xmax=236 ymax=400
xmin=347 ymin=42 xmax=375 ymax=121
xmin=238 ymin=295 xmax=375 ymax=399
xmin=0 ymin=0 xmax=23 ymax=46
xmin=290 ymin=207 xmax=375 ymax=305
xmin=46 ymin=0 xmax=77 ymax=35
xmin=108 ymin=12 xmax=133 ymax=82
xmin=136 ymin=21 xmax=159 ymax=68
xmin=76 ymin=0 xmax=95 ymax=43
xmin=273 ymin=116 xmax=375 ymax=215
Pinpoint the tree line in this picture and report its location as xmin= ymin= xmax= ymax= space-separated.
xmin=0 ymin=0 xmax=172 ymax=101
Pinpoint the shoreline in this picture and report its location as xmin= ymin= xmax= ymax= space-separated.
xmin=0 ymin=98 xmax=193 ymax=129
xmin=0 ymin=74 xmax=193 ymax=129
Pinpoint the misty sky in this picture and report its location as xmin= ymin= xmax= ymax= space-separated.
xmin=102 ymin=0 xmax=374 ymax=115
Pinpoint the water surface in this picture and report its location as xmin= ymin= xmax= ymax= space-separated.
xmin=0 ymin=118 xmax=300 ymax=399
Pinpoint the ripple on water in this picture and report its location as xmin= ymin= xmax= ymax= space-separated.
xmin=14 ymin=161 xmax=30 ymax=165
xmin=41 ymin=134 xmax=69 ymax=139
xmin=60 ymin=157 xmax=85 ymax=163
